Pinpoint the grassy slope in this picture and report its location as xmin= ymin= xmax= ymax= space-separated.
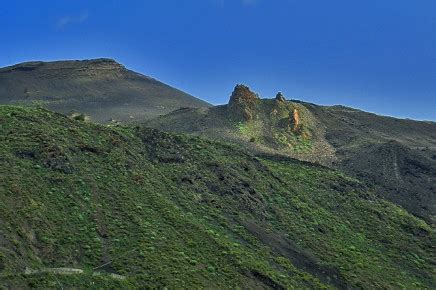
xmin=146 ymin=99 xmax=436 ymax=224
xmin=0 ymin=106 xmax=434 ymax=288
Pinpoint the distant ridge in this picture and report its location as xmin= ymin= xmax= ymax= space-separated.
xmin=0 ymin=58 xmax=210 ymax=122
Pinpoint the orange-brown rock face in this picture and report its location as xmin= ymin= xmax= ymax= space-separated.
xmin=293 ymin=109 xmax=300 ymax=131
xmin=285 ymin=108 xmax=301 ymax=131
xmin=228 ymin=84 xmax=259 ymax=121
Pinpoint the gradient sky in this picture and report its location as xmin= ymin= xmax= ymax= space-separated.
xmin=1 ymin=0 xmax=435 ymax=120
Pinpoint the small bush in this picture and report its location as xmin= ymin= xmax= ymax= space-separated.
xmin=69 ymin=112 xmax=90 ymax=122
xmin=73 ymin=113 xmax=86 ymax=121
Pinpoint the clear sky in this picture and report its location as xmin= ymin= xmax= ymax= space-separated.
xmin=1 ymin=0 xmax=435 ymax=120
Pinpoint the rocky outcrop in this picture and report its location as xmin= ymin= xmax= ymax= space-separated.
xmin=293 ymin=109 xmax=300 ymax=131
xmin=282 ymin=108 xmax=301 ymax=132
xmin=228 ymin=84 xmax=259 ymax=121
xmin=275 ymin=92 xmax=286 ymax=102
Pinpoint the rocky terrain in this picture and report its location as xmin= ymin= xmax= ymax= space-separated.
xmin=147 ymin=85 xmax=336 ymax=165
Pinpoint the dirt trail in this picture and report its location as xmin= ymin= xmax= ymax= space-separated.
xmin=24 ymin=267 xmax=126 ymax=280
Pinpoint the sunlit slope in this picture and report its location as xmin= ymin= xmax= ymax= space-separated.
xmin=0 ymin=105 xmax=434 ymax=288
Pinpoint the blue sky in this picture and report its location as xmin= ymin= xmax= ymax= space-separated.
xmin=1 ymin=0 xmax=435 ymax=120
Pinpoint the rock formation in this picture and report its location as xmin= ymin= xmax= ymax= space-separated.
xmin=293 ymin=108 xmax=300 ymax=131
xmin=228 ymin=84 xmax=259 ymax=121
xmin=275 ymin=92 xmax=286 ymax=102
xmin=285 ymin=108 xmax=300 ymax=132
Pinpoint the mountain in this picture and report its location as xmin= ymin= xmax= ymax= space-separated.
xmin=1 ymin=105 xmax=434 ymax=288
xmin=146 ymin=85 xmax=436 ymax=224
xmin=0 ymin=106 xmax=436 ymax=289
xmin=0 ymin=59 xmax=210 ymax=122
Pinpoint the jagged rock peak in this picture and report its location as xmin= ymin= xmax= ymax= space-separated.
xmin=275 ymin=92 xmax=286 ymax=102
xmin=228 ymin=84 xmax=259 ymax=121
xmin=228 ymin=84 xmax=259 ymax=106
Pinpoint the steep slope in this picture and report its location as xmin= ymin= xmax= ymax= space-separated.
xmin=336 ymin=141 xmax=436 ymax=220
xmin=1 ymin=105 xmax=434 ymax=288
xmin=304 ymin=103 xmax=436 ymax=224
xmin=0 ymin=59 xmax=210 ymax=122
xmin=146 ymin=85 xmax=436 ymax=224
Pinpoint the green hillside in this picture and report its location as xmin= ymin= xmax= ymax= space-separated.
xmin=0 ymin=105 xmax=434 ymax=288
xmin=146 ymin=85 xmax=436 ymax=225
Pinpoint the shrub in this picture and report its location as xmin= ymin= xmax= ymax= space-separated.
xmin=73 ymin=113 xmax=86 ymax=121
